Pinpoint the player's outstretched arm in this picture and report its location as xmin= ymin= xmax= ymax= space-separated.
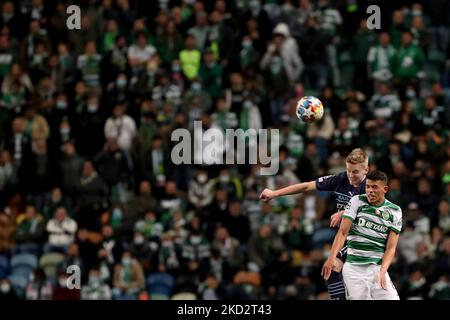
xmin=259 ymin=181 xmax=316 ymax=202
xmin=321 ymin=218 xmax=352 ymax=280
xmin=378 ymin=231 xmax=400 ymax=290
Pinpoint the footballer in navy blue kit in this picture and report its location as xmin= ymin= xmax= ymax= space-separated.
xmin=316 ymin=172 xmax=366 ymax=212
xmin=260 ymin=148 xmax=369 ymax=300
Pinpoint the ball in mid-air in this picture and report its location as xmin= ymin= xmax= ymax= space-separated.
xmin=296 ymin=96 xmax=324 ymax=123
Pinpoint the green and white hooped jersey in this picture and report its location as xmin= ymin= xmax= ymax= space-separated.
xmin=342 ymin=195 xmax=402 ymax=265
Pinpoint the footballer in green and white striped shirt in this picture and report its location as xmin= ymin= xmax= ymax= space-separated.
xmin=322 ymin=170 xmax=401 ymax=300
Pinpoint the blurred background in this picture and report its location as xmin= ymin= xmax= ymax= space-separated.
xmin=0 ymin=0 xmax=449 ymax=300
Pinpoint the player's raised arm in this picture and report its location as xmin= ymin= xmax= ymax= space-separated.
xmin=259 ymin=181 xmax=316 ymax=202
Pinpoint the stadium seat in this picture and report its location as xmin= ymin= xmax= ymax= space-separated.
xmin=8 ymin=274 xmax=28 ymax=299
xmin=171 ymin=292 xmax=197 ymax=300
xmin=10 ymin=253 xmax=38 ymax=269
xmin=10 ymin=253 xmax=38 ymax=279
xmin=0 ymin=255 xmax=9 ymax=278
xmin=147 ymin=273 xmax=175 ymax=298
xmin=39 ymin=252 xmax=65 ymax=283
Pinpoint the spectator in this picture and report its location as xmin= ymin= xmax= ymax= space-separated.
xmin=104 ymin=102 xmax=137 ymax=153
xmin=127 ymin=31 xmax=156 ymax=77
xmin=77 ymin=41 xmax=102 ymax=92
xmin=143 ymin=135 xmax=170 ymax=188
xmin=438 ymin=200 xmax=450 ymax=234
xmin=367 ymin=32 xmax=397 ymax=85
xmin=25 ymin=268 xmax=53 ymax=300
xmin=188 ymin=169 xmax=215 ymax=211
xmin=0 ymin=150 xmax=13 ymax=204
xmin=0 ymin=278 xmax=18 ymax=300
xmin=126 ymin=180 xmax=158 ymax=226
xmin=52 ymin=271 xmax=81 ymax=300
xmin=59 ymin=142 xmax=84 ymax=200
xmin=222 ymin=201 xmax=251 ymax=245
xmin=155 ymin=20 xmax=184 ymax=66
xmin=81 ymin=266 xmax=112 ymax=300
xmin=95 ymin=138 xmax=131 ymax=203
xmin=299 ymin=16 xmax=328 ymax=90
xmin=0 ymin=210 xmax=14 ymax=254
xmin=188 ymin=12 xmax=210 ymax=52
xmin=199 ymin=50 xmax=222 ymax=100
xmin=179 ymin=34 xmax=201 ymax=81
xmin=24 ymin=104 xmax=50 ymax=142
xmin=134 ymin=211 xmax=163 ymax=241
xmin=44 ymin=206 xmax=77 ymax=254
xmin=74 ymin=161 xmax=107 ymax=229
xmin=112 ymin=250 xmax=145 ymax=300
xmin=13 ymin=205 xmax=45 ymax=255
xmin=394 ymin=31 xmax=425 ymax=88
xmin=398 ymin=222 xmax=425 ymax=266
xmin=368 ymin=83 xmax=402 ymax=126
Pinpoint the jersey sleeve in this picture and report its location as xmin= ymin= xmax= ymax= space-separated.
xmin=315 ymin=174 xmax=340 ymax=191
xmin=342 ymin=195 xmax=359 ymax=222
xmin=389 ymin=209 xmax=402 ymax=234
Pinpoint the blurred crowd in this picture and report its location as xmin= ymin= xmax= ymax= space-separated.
xmin=0 ymin=0 xmax=449 ymax=300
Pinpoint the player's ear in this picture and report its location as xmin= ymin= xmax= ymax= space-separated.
xmin=383 ymin=184 xmax=389 ymax=194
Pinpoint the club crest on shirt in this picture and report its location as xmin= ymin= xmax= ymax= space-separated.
xmin=376 ymin=209 xmax=391 ymax=221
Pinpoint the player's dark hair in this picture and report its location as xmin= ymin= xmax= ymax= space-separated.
xmin=366 ymin=170 xmax=388 ymax=184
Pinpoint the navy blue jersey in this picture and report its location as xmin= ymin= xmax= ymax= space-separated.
xmin=315 ymin=172 xmax=366 ymax=211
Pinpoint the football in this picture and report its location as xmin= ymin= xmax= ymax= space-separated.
xmin=296 ymin=96 xmax=324 ymax=123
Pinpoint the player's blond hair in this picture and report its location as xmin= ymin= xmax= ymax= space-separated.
xmin=346 ymin=148 xmax=368 ymax=165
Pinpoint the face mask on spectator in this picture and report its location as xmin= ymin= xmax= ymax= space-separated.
xmin=219 ymin=174 xmax=230 ymax=183
xmin=191 ymin=82 xmax=201 ymax=93
xmin=116 ymin=78 xmax=127 ymax=88
xmin=89 ymin=276 xmax=100 ymax=287
xmin=112 ymin=208 xmax=122 ymax=219
xmin=172 ymin=64 xmax=181 ymax=73
xmin=243 ymin=100 xmax=253 ymax=109
xmin=406 ymin=89 xmax=416 ymax=99
xmin=242 ymin=41 xmax=252 ymax=49
xmin=190 ymin=236 xmax=201 ymax=245
xmin=122 ymin=257 xmax=131 ymax=266
xmin=87 ymin=104 xmax=98 ymax=113
xmin=134 ymin=235 xmax=145 ymax=245
xmin=56 ymin=100 xmax=67 ymax=110
xmin=60 ymin=127 xmax=70 ymax=135
xmin=0 ymin=283 xmax=10 ymax=293
xmin=249 ymin=0 xmax=260 ymax=16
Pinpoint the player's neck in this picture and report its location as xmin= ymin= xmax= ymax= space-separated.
xmin=369 ymin=197 xmax=385 ymax=207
